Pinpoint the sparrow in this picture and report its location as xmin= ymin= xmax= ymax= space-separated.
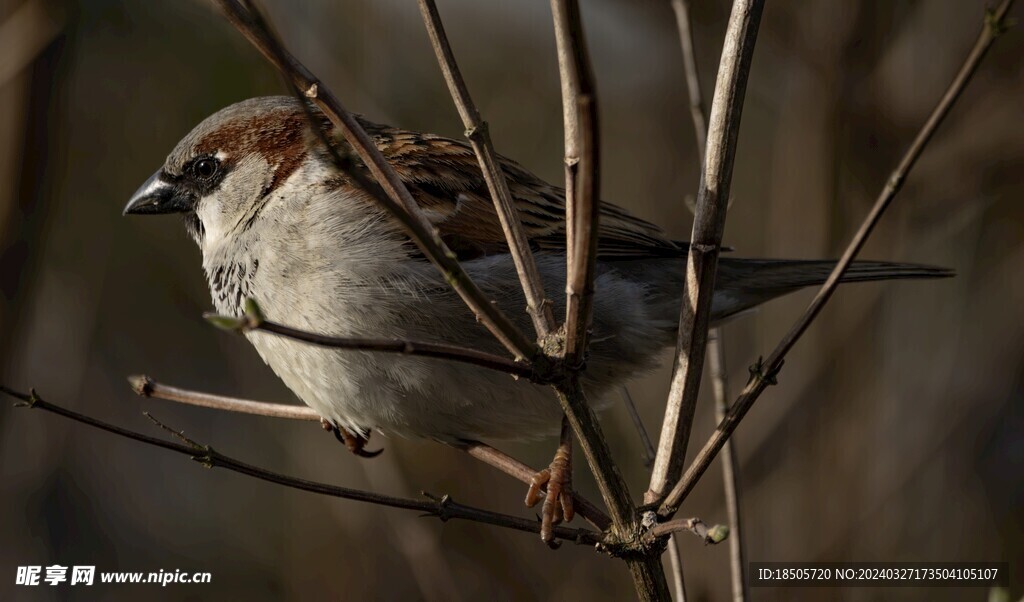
xmin=124 ymin=96 xmax=949 ymax=533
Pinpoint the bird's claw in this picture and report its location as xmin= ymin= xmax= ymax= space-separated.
xmin=323 ymin=418 xmax=383 ymax=458
xmin=525 ymin=447 xmax=574 ymax=546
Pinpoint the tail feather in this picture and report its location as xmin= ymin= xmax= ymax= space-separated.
xmin=718 ymin=258 xmax=954 ymax=290
xmin=710 ymin=257 xmax=953 ymax=321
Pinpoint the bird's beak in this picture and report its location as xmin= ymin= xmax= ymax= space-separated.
xmin=123 ymin=169 xmax=193 ymax=215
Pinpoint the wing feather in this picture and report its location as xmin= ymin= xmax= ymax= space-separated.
xmin=352 ymin=118 xmax=683 ymax=260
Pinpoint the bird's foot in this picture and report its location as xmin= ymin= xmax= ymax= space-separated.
xmin=321 ymin=417 xmax=383 ymax=458
xmin=525 ymin=423 xmax=574 ymax=547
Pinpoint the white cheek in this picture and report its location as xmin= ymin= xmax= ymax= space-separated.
xmin=196 ymin=156 xmax=274 ymax=249
xmin=196 ymin=196 xmax=230 ymax=245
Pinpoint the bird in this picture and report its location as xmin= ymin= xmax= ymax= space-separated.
xmin=124 ymin=95 xmax=950 ymax=539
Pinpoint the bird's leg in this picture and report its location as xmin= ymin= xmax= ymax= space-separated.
xmin=525 ymin=415 xmax=575 ymax=545
xmin=321 ymin=417 xmax=383 ymax=458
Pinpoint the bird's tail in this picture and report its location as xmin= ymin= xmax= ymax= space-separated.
xmin=718 ymin=258 xmax=953 ymax=289
xmin=709 ymin=257 xmax=953 ymax=321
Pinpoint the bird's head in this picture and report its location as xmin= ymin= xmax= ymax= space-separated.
xmin=123 ymin=96 xmax=317 ymax=248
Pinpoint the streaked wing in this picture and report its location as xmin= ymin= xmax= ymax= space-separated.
xmin=358 ymin=119 xmax=683 ymax=260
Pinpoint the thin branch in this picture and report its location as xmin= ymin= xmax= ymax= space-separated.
xmin=564 ymin=89 xmax=599 ymax=365
xmin=672 ymin=1 xmax=748 ymax=598
xmin=203 ymin=300 xmax=536 ymax=381
xmin=129 ymin=374 xmax=320 ymax=420
xmin=125 ymin=376 xmax=611 ymax=530
xmin=551 ymin=0 xmax=600 ymax=366
xmin=666 ymin=537 xmax=687 ymax=602
xmin=658 ymin=0 xmax=1017 ymax=518
xmin=550 ymin=1 xmax=581 ymax=275
xmin=2 ymin=385 xmax=601 ymax=545
xmin=416 ymin=0 xmax=556 ymax=337
xmin=212 ymin=0 xmax=538 ymax=361
xmin=708 ymin=333 xmax=747 ymax=600
xmin=647 ymin=0 xmax=764 ymax=505
xmin=645 ymin=517 xmax=728 ymax=545
xmin=671 ymin=0 xmax=707 ymax=163
xmin=619 ymin=387 xmax=656 ymax=468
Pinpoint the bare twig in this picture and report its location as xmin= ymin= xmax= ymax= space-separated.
xmin=666 ymin=537 xmax=687 ymax=602
xmin=203 ymin=300 xmax=536 ymax=381
xmin=128 ymin=374 xmax=320 ymax=420
xmin=416 ymin=0 xmax=556 ymax=337
xmin=657 ymin=517 xmax=732 ymax=600
xmin=564 ymin=89 xmax=600 ymax=366
xmin=708 ymin=333 xmax=747 ymax=600
xmin=549 ymin=1 xmax=581 ymax=274
xmin=212 ymin=0 xmax=537 ymax=361
xmin=658 ymin=0 xmax=1018 ymax=518
xmin=645 ymin=517 xmax=728 ymax=545
xmin=551 ymin=0 xmax=600 ymax=366
xmin=671 ymin=0 xmax=707 ymax=161
xmin=2 ymin=386 xmax=601 ymax=545
xmin=647 ymin=0 xmax=765 ymax=505
xmin=125 ymin=375 xmax=612 ymax=530
xmin=619 ymin=388 xmax=656 ymax=468
xmin=672 ymin=1 xmax=748 ymax=597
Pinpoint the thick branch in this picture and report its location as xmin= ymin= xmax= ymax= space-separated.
xmin=211 ymin=0 xmax=537 ymax=360
xmin=647 ymin=0 xmax=764 ymax=505
xmin=672 ymin=1 xmax=748 ymax=598
xmin=416 ymin=0 xmax=556 ymax=337
xmin=1 ymin=386 xmax=601 ymax=545
xmin=658 ymin=0 xmax=1017 ymax=518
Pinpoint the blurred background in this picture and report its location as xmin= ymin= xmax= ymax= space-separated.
xmin=0 ymin=0 xmax=1021 ymax=600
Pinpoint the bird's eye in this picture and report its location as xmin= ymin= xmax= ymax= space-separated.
xmin=193 ymin=158 xmax=219 ymax=179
